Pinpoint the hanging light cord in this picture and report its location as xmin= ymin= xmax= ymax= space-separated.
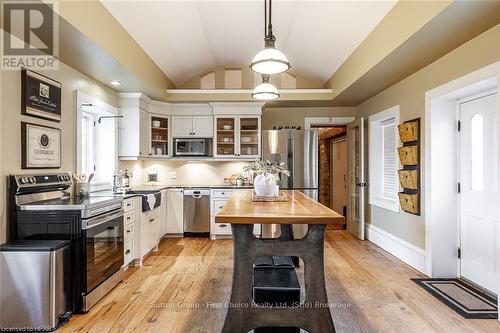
xmin=264 ymin=0 xmax=276 ymax=47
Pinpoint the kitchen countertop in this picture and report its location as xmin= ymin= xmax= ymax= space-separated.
xmin=215 ymin=190 xmax=343 ymax=225
xmin=90 ymin=184 xmax=254 ymax=198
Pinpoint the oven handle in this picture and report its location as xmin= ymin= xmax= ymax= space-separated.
xmin=83 ymin=210 xmax=124 ymax=229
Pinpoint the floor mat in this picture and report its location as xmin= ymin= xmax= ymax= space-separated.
xmin=412 ymin=278 xmax=497 ymax=319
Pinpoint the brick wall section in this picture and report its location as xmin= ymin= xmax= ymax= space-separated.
xmin=317 ymin=127 xmax=345 ymax=207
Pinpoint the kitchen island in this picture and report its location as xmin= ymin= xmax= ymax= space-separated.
xmin=215 ymin=190 xmax=344 ymax=333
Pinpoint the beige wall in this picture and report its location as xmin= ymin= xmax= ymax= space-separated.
xmin=262 ymin=107 xmax=356 ymax=130
xmin=0 ymin=64 xmax=118 ymax=243
xmin=119 ymin=160 xmax=250 ymax=187
xmin=357 ymin=24 xmax=500 ymax=249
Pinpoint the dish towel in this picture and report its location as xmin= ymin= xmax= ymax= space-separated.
xmin=146 ymin=194 xmax=156 ymax=210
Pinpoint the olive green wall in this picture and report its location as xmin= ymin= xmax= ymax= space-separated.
xmin=357 ymin=24 xmax=500 ymax=249
xmin=0 ymin=64 xmax=118 ymax=243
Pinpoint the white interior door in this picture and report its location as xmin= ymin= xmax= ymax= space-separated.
xmin=347 ymin=118 xmax=365 ymax=240
xmin=459 ymin=92 xmax=498 ymax=294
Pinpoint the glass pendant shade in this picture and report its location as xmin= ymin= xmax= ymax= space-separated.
xmin=250 ymin=47 xmax=290 ymax=75
xmin=252 ymin=75 xmax=279 ymax=100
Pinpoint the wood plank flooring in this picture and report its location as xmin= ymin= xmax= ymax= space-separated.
xmin=58 ymin=231 xmax=500 ymax=333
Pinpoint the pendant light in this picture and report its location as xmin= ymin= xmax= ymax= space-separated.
xmin=250 ymin=0 xmax=290 ymax=75
xmin=252 ymin=74 xmax=280 ymax=100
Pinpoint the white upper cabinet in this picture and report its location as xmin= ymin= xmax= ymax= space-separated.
xmin=171 ymin=115 xmax=213 ymax=138
xmin=192 ymin=116 xmax=213 ymax=137
xmin=118 ymin=94 xmax=171 ymax=159
xmin=119 ymin=107 xmax=151 ymax=159
xmin=214 ymin=116 xmax=260 ymax=159
xmin=211 ymin=102 xmax=263 ymax=159
xmin=119 ymin=96 xmax=262 ymax=160
xmin=171 ymin=116 xmax=193 ymax=137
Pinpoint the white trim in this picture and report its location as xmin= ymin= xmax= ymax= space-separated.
xmin=75 ymin=90 xmax=118 ymax=180
xmin=166 ymin=89 xmax=333 ymax=94
xmin=424 ymin=61 xmax=500 ymax=314
xmin=304 ymin=116 xmax=355 ymax=129
xmin=365 ymin=224 xmax=426 ymax=274
xmin=368 ymin=105 xmax=400 ymax=213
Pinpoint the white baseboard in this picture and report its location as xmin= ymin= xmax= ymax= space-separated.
xmin=365 ymin=224 xmax=426 ymax=274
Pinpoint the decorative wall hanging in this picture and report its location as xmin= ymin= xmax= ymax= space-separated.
xmin=21 ymin=122 xmax=61 ymax=169
xmin=21 ymin=69 xmax=61 ymax=122
xmin=397 ymin=118 xmax=420 ymax=215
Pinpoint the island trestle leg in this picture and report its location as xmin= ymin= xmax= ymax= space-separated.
xmin=221 ymin=223 xmax=336 ymax=333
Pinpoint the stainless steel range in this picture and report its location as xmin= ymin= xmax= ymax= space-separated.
xmin=8 ymin=173 xmax=124 ymax=312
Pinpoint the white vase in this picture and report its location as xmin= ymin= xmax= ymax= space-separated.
xmin=254 ymin=173 xmax=277 ymax=196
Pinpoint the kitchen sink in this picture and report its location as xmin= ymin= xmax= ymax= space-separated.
xmin=126 ymin=190 xmax=162 ymax=212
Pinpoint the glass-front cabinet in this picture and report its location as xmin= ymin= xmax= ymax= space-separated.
xmin=150 ymin=115 xmax=169 ymax=157
xmin=214 ymin=116 xmax=260 ymax=159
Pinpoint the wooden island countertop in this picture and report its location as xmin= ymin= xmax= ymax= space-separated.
xmin=215 ymin=189 xmax=344 ymax=225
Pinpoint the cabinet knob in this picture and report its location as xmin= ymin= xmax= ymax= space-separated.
xmin=125 ymin=249 xmax=131 ymax=254
xmin=220 ymin=224 xmax=228 ymax=228
xmin=127 ymin=230 xmax=131 ymax=233
xmin=150 ymin=218 xmax=154 ymax=222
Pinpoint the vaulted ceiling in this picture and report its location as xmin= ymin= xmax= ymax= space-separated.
xmin=101 ymin=0 xmax=396 ymax=86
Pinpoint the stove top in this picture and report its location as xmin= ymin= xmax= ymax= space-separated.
xmin=18 ymin=195 xmax=123 ymax=219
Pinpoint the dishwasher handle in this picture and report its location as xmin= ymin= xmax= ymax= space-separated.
xmin=184 ymin=189 xmax=210 ymax=196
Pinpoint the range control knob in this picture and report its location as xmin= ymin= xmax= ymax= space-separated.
xmin=30 ymin=177 xmax=36 ymax=183
xmin=19 ymin=177 xmax=27 ymax=184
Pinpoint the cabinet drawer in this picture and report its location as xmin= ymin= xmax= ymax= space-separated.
xmin=124 ymin=210 xmax=135 ymax=226
xmin=124 ymin=238 xmax=134 ymax=266
xmin=124 ymin=223 xmax=134 ymax=241
xmin=211 ymin=189 xmax=233 ymax=198
xmin=398 ymin=145 xmax=419 ymax=165
xmin=124 ymin=198 xmax=135 ymax=212
xmin=212 ymin=220 xmax=232 ymax=235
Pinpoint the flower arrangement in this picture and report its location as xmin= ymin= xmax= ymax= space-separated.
xmin=244 ymin=160 xmax=290 ymax=176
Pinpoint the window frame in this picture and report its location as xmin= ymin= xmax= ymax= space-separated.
xmin=368 ymin=105 xmax=401 ymax=212
xmin=81 ymin=111 xmax=96 ymax=176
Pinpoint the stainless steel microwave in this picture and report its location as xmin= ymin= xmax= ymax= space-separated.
xmin=174 ymin=138 xmax=213 ymax=157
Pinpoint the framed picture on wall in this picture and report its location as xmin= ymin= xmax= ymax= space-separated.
xmin=21 ymin=69 xmax=62 ymax=122
xmin=21 ymin=122 xmax=61 ymax=169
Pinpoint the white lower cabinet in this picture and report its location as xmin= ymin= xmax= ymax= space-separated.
xmin=159 ymin=190 xmax=168 ymax=237
xmin=123 ymin=197 xmax=137 ymax=268
xmin=210 ymin=189 xmax=260 ymax=239
xmin=139 ymin=209 xmax=160 ymax=260
xmin=166 ymin=189 xmax=184 ymax=235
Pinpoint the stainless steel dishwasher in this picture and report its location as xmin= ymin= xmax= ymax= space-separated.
xmin=183 ymin=189 xmax=210 ymax=236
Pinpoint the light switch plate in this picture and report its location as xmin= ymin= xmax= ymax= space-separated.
xmin=169 ymin=172 xmax=177 ymax=179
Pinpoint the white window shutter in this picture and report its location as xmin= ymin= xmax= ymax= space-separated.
xmin=382 ymin=118 xmax=397 ymax=199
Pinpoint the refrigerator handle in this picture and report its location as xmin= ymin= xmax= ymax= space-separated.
xmin=287 ymin=137 xmax=294 ymax=188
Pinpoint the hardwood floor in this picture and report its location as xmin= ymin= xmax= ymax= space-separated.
xmin=59 ymin=231 xmax=499 ymax=333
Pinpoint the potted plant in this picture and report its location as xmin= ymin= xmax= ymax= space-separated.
xmin=244 ymin=160 xmax=290 ymax=196
xmin=236 ymin=174 xmax=245 ymax=187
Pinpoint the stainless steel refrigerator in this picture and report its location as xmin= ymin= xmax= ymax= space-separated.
xmin=261 ymin=129 xmax=319 ymax=238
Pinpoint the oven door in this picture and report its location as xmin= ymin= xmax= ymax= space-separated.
xmin=83 ymin=210 xmax=124 ymax=294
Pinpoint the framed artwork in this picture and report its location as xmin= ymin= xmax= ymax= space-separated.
xmin=21 ymin=69 xmax=62 ymax=122
xmin=21 ymin=122 xmax=61 ymax=169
